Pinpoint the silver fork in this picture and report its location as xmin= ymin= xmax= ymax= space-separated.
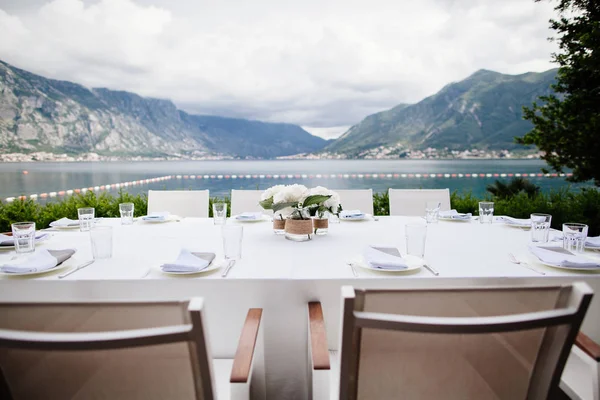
xmin=508 ymin=253 xmax=545 ymax=275
xmin=346 ymin=262 xmax=358 ymax=277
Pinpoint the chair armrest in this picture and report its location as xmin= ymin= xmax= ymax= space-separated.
xmin=230 ymin=308 xmax=263 ymax=383
xmin=575 ymin=332 xmax=600 ymax=362
xmin=308 ymin=302 xmax=330 ymax=370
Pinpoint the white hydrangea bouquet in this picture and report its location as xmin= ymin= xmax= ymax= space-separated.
xmin=259 ymin=184 xmax=341 ymax=220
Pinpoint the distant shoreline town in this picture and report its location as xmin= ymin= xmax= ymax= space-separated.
xmin=0 ymin=147 xmax=542 ymax=163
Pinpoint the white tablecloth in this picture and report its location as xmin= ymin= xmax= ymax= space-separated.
xmin=2 ymin=216 xmax=598 ymax=280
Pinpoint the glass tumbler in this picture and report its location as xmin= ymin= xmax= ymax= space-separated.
xmin=213 ymin=203 xmax=227 ymax=225
xmin=563 ymin=223 xmax=588 ymax=253
xmin=478 ymin=202 xmax=494 ymax=224
xmin=222 ymin=225 xmax=243 ymax=260
xmin=425 ymin=201 xmax=441 ymax=223
xmin=78 ymin=207 xmax=95 ymax=232
xmin=530 ymin=213 xmax=552 ymax=243
xmin=119 ymin=202 xmax=134 ymax=225
xmin=90 ymin=226 xmax=113 ymax=259
xmin=405 ymin=224 xmax=427 ymax=258
xmin=11 ymin=222 xmax=36 ymax=254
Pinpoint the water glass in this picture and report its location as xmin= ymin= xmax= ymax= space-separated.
xmin=478 ymin=202 xmax=494 ymax=224
xmin=222 ymin=225 xmax=243 ymax=260
xmin=78 ymin=207 xmax=95 ymax=232
xmin=425 ymin=201 xmax=441 ymax=223
xmin=119 ymin=202 xmax=134 ymax=225
xmin=530 ymin=213 xmax=552 ymax=243
xmin=213 ymin=203 xmax=227 ymax=225
xmin=563 ymin=223 xmax=588 ymax=253
xmin=11 ymin=222 xmax=36 ymax=254
xmin=90 ymin=226 xmax=113 ymax=259
xmin=405 ymin=224 xmax=427 ymax=258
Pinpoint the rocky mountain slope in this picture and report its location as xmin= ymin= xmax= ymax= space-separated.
xmin=326 ymin=69 xmax=557 ymax=155
xmin=0 ymin=60 xmax=326 ymax=158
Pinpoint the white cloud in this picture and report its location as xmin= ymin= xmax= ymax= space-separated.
xmin=0 ymin=0 xmax=559 ymax=129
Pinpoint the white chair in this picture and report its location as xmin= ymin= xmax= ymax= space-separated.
xmin=0 ymin=299 xmax=264 ymax=400
xmin=230 ymin=190 xmax=271 ymax=216
xmin=388 ymin=188 xmax=451 ymax=216
xmin=336 ymin=189 xmax=373 ymax=215
xmin=561 ymin=333 xmax=600 ymax=400
xmin=308 ymin=283 xmax=593 ymax=400
xmin=147 ymin=190 xmax=210 ymax=218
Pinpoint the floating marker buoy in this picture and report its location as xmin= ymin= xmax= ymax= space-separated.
xmin=23 ymin=170 xmax=28 ymax=175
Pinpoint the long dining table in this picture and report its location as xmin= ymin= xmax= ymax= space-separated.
xmin=1 ymin=216 xmax=600 ymax=399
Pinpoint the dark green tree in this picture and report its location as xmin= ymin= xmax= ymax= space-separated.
xmin=518 ymin=0 xmax=600 ymax=185
xmin=486 ymin=177 xmax=541 ymax=200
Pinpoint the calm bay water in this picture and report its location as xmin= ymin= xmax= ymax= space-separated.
xmin=0 ymin=159 xmax=590 ymax=200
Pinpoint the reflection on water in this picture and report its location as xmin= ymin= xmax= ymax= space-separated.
xmin=0 ymin=159 xmax=588 ymax=199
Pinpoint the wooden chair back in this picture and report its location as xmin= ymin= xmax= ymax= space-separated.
xmin=338 ymin=283 xmax=593 ymax=400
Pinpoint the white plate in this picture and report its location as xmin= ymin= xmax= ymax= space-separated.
xmin=231 ymin=215 xmax=270 ymax=223
xmin=439 ymin=216 xmax=472 ymax=222
xmin=0 ymin=259 xmax=72 ymax=277
xmin=536 ymin=259 xmax=600 ymax=271
xmin=352 ymin=254 xmax=423 ymax=273
xmin=138 ymin=215 xmax=180 ymax=223
xmin=49 ymin=223 xmax=80 ymax=230
xmin=0 ymin=234 xmax=50 ymax=250
xmin=340 ymin=213 xmax=372 ymax=222
xmin=156 ymin=259 xmax=225 ymax=275
xmin=503 ymin=222 xmax=531 ymax=230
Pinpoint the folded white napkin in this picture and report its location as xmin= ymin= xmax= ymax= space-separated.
xmin=49 ymin=217 xmax=80 ymax=227
xmin=362 ymin=246 xmax=408 ymax=270
xmin=143 ymin=211 xmax=170 ymax=221
xmin=586 ymin=236 xmax=600 ymax=248
xmin=236 ymin=212 xmax=262 ymax=220
xmin=340 ymin=210 xmax=365 ymax=219
xmin=438 ymin=210 xmax=472 ymax=220
xmin=0 ymin=249 xmax=75 ymax=273
xmin=528 ymin=246 xmax=600 ymax=269
xmin=0 ymin=232 xmax=49 ymax=247
xmin=160 ymin=249 xmax=214 ymax=273
xmin=497 ymin=216 xmax=531 ymax=227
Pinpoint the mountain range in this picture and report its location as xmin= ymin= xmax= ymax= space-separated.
xmin=327 ymin=68 xmax=557 ymax=155
xmin=0 ymin=60 xmax=326 ymax=158
xmin=0 ymin=59 xmax=557 ymax=159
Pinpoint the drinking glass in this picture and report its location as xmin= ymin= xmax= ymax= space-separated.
xmin=90 ymin=226 xmax=113 ymax=259
xmin=119 ymin=202 xmax=134 ymax=225
xmin=478 ymin=202 xmax=494 ymax=224
xmin=563 ymin=223 xmax=588 ymax=253
xmin=11 ymin=222 xmax=36 ymax=254
xmin=222 ymin=225 xmax=243 ymax=260
xmin=530 ymin=213 xmax=552 ymax=243
xmin=213 ymin=203 xmax=227 ymax=225
xmin=425 ymin=201 xmax=441 ymax=223
xmin=78 ymin=207 xmax=95 ymax=232
xmin=405 ymin=224 xmax=427 ymax=258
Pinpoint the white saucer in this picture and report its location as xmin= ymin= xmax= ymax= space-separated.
xmin=340 ymin=213 xmax=372 ymax=222
xmin=231 ymin=215 xmax=270 ymax=223
xmin=0 ymin=234 xmax=50 ymax=250
xmin=536 ymin=259 xmax=600 ymax=271
xmin=439 ymin=216 xmax=472 ymax=222
xmin=0 ymin=257 xmax=73 ymax=277
xmin=138 ymin=215 xmax=181 ymax=223
xmin=156 ymin=259 xmax=225 ymax=275
xmin=352 ymin=254 xmax=423 ymax=272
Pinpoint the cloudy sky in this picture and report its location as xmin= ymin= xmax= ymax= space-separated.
xmin=0 ymin=0 xmax=559 ymax=138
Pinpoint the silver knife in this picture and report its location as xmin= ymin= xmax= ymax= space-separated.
xmin=423 ymin=262 xmax=439 ymax=276
xmin=58 ymin=260 xmax=95 ymax=279
xmin=221 ymin=260 xmax=236 ymax=277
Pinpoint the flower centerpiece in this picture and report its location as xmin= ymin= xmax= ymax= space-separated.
xmin=304 ymin=186 xmax=341 ymax=235
xmin=259 ymin=184 xmax=340 ymax=241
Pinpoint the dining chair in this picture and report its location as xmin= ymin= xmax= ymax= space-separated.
xmin=388 ymin=188 xmax=451 ymax=216
xmin=230 ymin=190 xmax=271 ymax=216
xmin=335 ymin=189 xmax=373 ymax=215
xmin=308 ymin=283 xmax=593 ymax=400
xmin=0 ymin=299 xmax=264 ymax=400
xmin=147 ymin=189 xmax=210 ymax=218
xmin=561 ymin=332 xmax=600 ymax=400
